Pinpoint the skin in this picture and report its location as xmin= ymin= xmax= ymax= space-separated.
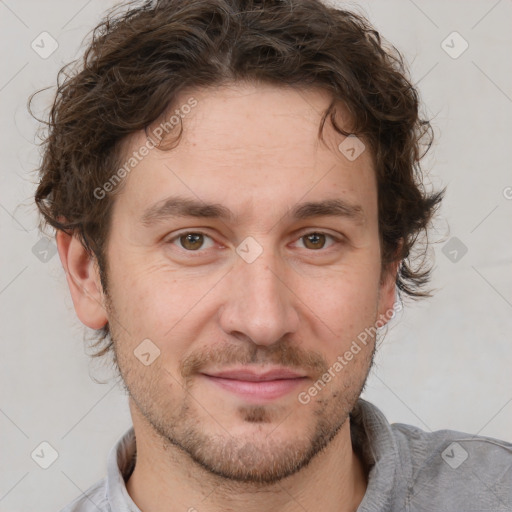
xmin=57 ymin=81 xmax=399 ymax=512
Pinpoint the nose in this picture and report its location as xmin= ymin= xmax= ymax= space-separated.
xmin=218 ymin=249 xmax=300 ymax=346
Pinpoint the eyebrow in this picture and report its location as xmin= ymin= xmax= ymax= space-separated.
xmin=140 ymin=195 xmax=365 ymax=226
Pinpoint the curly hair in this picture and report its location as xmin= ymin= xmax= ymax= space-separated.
xmin=32 ymin=0 xmax=443 ymax=360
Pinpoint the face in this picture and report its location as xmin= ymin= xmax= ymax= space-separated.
xmin=99 ymin=82 xmax=396 ymax=483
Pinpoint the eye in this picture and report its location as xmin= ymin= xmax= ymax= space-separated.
xmin=295 ymin=232 xmax=338 ymax=250
xmin=167 ymin=230 xmax=341 ymax=254
xmin=169 ymin=232 xmax=215 ymax=251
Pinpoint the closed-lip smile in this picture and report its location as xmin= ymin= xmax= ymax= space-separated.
xmin=200 ymin=367 xmax=308 ymax=402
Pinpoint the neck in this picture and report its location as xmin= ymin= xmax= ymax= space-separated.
xmin=126 ymin=412 xmax=368 ymax=512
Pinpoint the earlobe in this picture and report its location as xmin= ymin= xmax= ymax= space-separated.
xmin=56 ymin=230 xmax=108 ymax=330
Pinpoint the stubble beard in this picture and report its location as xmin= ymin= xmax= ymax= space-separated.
xmin=111 ymin=330 xmax=375 ymax=486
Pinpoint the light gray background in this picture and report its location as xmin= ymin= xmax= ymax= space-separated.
xmin=1 ymin=0 xmax=511 ymax=510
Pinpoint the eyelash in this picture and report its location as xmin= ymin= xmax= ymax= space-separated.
xmin=166 ymin=230 xmax=343 ymax=254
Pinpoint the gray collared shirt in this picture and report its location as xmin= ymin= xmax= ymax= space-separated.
xmin=59 ymin=398 xmax=512 ymax=511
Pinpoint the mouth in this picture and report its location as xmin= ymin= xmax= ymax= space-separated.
xmin=200 ymin=367 xmax=309 ymax=402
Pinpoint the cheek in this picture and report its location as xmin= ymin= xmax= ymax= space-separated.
xmin=106 ymin=257 xmax=219 ymax=350
xmin=306 ymin=259 xmax=380 ymax=316
xmin=301 ymin=264 xmax=381 ymax=358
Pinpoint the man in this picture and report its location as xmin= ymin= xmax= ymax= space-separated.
xmin=32 ymin=0 xmax=511 ymax=511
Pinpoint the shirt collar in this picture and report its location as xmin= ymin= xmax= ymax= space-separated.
xmin=105 ymin=398 xmax=404 ymax=512
xmin=106 ymin=425 xmax=140 ymax=511
xmin=350 ymin=398 xmax=406 ymax=511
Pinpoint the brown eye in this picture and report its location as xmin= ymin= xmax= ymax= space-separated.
xmin=302 ymin=232 xmax=327 ymax=250
xmin=179 ymin=233 xmax=205 ymax=250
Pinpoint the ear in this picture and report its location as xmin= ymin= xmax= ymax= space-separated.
xmin=376 ymin=243 xmax=402 ymax=326
xmin=56 ymin=230 xmax=108 ymax=330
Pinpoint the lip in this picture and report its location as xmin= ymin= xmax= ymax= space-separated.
xmin=200 ymin=367 xmax=308 ymax=402
xmin=203 ymin=367 xmax=307 ymax=381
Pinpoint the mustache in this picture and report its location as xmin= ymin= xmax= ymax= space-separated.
xmin=180 ymin=339 xmax=328 ymax=380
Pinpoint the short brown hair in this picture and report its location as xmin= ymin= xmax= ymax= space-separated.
xmin=32 ymin=0 xmax=443 ymax=358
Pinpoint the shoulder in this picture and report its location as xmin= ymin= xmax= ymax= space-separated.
xmin=58 ymin=477 xmax=109 ymax=512
xmin=392 ymin=421 xmax=512 ymax=509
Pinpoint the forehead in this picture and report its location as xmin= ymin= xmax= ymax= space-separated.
xmin=159 ymin=82 xmax=359 ymax=164
xmin=113 ymin=82 xmax=377 ymax=224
